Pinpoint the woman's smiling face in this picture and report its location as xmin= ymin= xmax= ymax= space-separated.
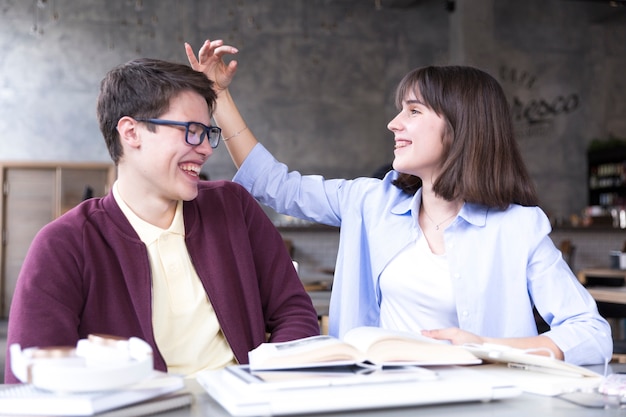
xmin=387 ymin=90 xmax=448 ymax=182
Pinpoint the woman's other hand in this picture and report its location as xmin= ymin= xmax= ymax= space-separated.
xmin=422 ymin=328 xmax=484 ymax=345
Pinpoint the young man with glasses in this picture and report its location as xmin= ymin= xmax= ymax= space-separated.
xmin=4 ymin=58 xmax=320 ymax=383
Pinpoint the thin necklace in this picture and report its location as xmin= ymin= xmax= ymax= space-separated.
xmin=422 ymin=207 xmax=458 ymax=231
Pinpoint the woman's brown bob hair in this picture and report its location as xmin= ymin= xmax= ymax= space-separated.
xmin=392 ymin=65 xmax=538 ymax=209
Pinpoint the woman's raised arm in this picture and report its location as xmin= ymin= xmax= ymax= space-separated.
xmin=185 ymin=39 xmax=257 ymax=168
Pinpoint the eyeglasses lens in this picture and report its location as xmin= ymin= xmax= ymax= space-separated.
xmin=186 ymin=123 xmax=220 ymax=148
xmin=208 ymin=127 xmax=221 ymax=148
xmin=185 ymin=123 xmax=201 ymax=146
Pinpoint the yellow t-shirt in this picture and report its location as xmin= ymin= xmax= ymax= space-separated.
xmin=113 ymin=183 xmax=236 ymax=376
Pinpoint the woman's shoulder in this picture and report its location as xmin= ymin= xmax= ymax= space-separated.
xmin=482 ymin=204 xmax=551 ymax=231
xmin=502 ymin=204 xmax=547 ymax=219
xmin=345 ymin=171 xmax=409 ymax=202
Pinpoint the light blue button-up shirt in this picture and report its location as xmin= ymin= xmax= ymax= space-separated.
xmin=234 ymin=144 xmax=612 ymax=365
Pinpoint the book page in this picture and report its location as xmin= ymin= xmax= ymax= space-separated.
xmin=248 ymin=335 xmax=367 ymax=370
xmin=343 ymin=327 xmax=481 ymax=366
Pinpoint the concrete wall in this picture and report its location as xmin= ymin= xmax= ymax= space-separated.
xmin=459 ymin=0 xmax=626 ymax=221
xmin=1 ymin=0 xmax=625 ymax=220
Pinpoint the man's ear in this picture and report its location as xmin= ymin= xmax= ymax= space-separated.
xmin=117 ymin=116 xmax=142 ymax=149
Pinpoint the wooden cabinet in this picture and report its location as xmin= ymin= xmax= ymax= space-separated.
xmin=0 ymin=162 xmax=116 ymax=318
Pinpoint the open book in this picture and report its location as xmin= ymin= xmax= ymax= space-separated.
xmin=248 ymin=326 xmax=481 ymax=371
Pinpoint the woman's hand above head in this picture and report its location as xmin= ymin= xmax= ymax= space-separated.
xmin=185 ymin=37 xmax=257 ymax=169
xmin=185 ymin=39 xmax=239 ymax=94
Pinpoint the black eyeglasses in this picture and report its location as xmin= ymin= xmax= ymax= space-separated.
xmin=136 ymin=118 xmax=222 ymax=148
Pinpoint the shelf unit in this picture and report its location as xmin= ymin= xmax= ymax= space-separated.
xmin=588 ymin=146 xmax=626 ymax=207
xmin=0 ymin=162 xmax=116 ymax=317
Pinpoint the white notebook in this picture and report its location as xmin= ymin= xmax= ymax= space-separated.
xmin=470 ymin=363 xmax=604 ymax=396
xmin=197 ymin=364 xmax=521 ymax=416
xmin=0 ymin=371 xmax=186 ymax=416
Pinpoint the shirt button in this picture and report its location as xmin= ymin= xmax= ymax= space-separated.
xmin=461 ymin=311 xmax=469 ymax=317
xmin=453 ymin=273 xmax=461 ymax=279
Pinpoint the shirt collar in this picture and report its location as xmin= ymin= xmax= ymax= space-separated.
xmin=112 ymin=181 xmax=185 ymax=245
xmin=390 ymin=187 xmax=489 ymax=227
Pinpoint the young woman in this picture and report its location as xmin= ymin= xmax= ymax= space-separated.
xmin=185 ymin=39 xmax=612 ymax=366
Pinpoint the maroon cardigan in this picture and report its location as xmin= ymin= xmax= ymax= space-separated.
xmin=5 ymin=180 xmax=319 ymax=383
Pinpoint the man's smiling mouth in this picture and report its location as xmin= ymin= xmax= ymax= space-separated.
xmin=180 ymin=163 xmax=201 ymax=176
